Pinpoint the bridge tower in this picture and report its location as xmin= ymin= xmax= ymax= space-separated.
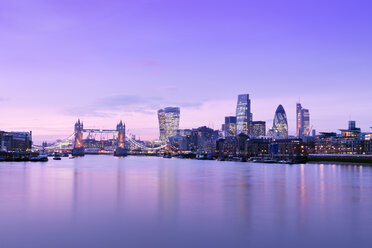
xmin=72 ymin=119 xmax=85 ymax=156
xmin=114 ymin=120 xmax=127 ymax=157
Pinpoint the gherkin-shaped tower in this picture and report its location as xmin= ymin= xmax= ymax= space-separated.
xmin=272 ymin=105 xmax=288 ymax=138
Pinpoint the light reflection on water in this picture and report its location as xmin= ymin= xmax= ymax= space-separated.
xmin=0 ymin=156 xmax=372 ymax=248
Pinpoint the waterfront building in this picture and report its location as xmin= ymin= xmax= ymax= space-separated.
xmin=236 ymin=94 xmax=251 ymax=135
xmin=0 ymin=131 xmax=4 ymax=152
xmin=251 ymin=121 xmax=266 ymax=138
xmin=314 ymin=121 xmax=372 ymax=155
xmin=0 ymin=131 xmax=32 ymax=152
xmin=224 ymin=116 xmax=237 ymax=137
xmin=340 ymin=120 xmax=361 ymax=137
xmin=246 ymin=137 xmax=307 ymax=157
xmin=158 ymin=107 xmax=180 ymax=141
xmin=296 ymin=103 xmax=310 ymax=137
xmin=195 ymin=126 xmax=219 ymax=155
xmin=246 ymin=138 xmax=271 ymax=157
xmin=216 ymin=136 xmax=238 ymax=157
xmin=271 ymin=105 xmax=288 ymax=138
xmin=169 ymin=126 xmax=218 ymax=154
xmin=216 ymin=133 xmax=248 ymax=158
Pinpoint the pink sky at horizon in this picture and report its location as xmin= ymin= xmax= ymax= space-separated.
xmin=1 ymin=0 xmax=371 ymax=144
xmin=1 ymin=92 xmax=371 ymax=145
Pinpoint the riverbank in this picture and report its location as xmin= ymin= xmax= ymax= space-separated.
xmin=308 ymin=154 xmax=372 ymax=164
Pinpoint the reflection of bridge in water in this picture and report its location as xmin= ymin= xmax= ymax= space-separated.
xmin=42 ymin=120 xmax=168 ymax=156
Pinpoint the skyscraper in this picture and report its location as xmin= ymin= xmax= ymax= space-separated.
xmin=272 ymin=105 xmax=288 ymax=138
xmin=296 ymin=103 xmax=310 ymax=137
xmin=251 ymin=121 xmax=266 ymax=138
xmin=158 ymin=107 xmax=180 ymax=141
xmin=296 ymin=103 xmax=302 ymax=137
xmin=236 ymin=94 xmax=251 ymax=135
xmin=158 ymin=109 xmax=166 ymax=141
xmin=224 ymin=116 xmax=237 ymax=137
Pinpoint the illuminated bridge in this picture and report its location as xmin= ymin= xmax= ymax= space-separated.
xmin=36 ymin=120 xmax=168 ymax=155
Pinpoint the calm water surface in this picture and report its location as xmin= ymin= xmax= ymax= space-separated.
xmin=0 ymin=156 xmax=371 ymax=248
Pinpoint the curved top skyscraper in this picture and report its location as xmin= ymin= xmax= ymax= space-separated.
xmin=158 ymin=107 xmax=180 ymax=141
xmin=272 ymin=104 xmax=288 ymax=138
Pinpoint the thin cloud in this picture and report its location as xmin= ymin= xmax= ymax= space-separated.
xmin=64 ymin=94 xmax=203 ymax=117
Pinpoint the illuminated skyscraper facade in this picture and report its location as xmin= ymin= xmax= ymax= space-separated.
xmin=251 ymin=121 xmax=266 ymax=138
xmin=158 ymin=107 xmax=180 ymax=141
xmin=272 ymin=105 xmax=288 ymax=138
xmin=224 ymin=116 xmax=237 ymax=137
xmin=296 ymin=103 xmax=310 ymax=137
xmin=158 ymin=109 xmax=166 ymax=141
xmin=236 ymin=94 xmax=251 ymax=135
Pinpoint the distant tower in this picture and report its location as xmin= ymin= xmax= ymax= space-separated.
xmin=72 ymin=119 xmax=85 ymax=156
xmin=272 ymin=105 xmax=288 ymax=138
xmin=296 ymin=102 xmax=310 ymax=137
xmin=115 ymin=120 xmax=127 ymax=157
xmin=236 ymin=94 xmax=251 ymax=135
xmin=296 ymin=103 xmax=302 ymax=137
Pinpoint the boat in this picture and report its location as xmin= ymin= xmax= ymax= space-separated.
xmin=30 ymin=154 xmax=48 ymax=162
xmin=53 ymin=155 xmax=62 ymax=160
xmin=253 ymin=159 xmax=277 ymax=164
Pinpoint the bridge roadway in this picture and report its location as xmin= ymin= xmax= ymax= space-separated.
xmin=33 ymin=133 xmax=168 ymax=152
xmin=83 ymin=129 xmax=118 ymax=133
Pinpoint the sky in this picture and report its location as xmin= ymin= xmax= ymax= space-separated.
xmin=0 ymin=0 xmax=371 ymax=144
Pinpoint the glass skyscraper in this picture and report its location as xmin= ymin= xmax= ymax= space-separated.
xmin=224 ymin=116 xmax=237 ymax=137
xmin=158 ymin=107 xmax=180 ymax=141
xmin=236 ymin=94 xmax=251 ymax=135
xmin=272 ymin=104 xmax=288 ymax=138
xmin=296 ymin=103 xmax=310 ymax=137
xmin=251 ymin=121 xmax=266 ymax=138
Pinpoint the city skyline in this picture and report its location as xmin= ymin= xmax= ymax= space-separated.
xmin=1 ymin=0 xmax=372 ymax=142
xmin=1 ymin=94 xmax=372 ymax=144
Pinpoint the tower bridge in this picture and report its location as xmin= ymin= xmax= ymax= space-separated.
xmin=39 ymin=120 xmax=169 ymax=155
xmin=72 ymin=119 xmax=127 ymax=157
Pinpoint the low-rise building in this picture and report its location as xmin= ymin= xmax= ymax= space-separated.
xmin=0 ymin=131 xmax=32 ymax=152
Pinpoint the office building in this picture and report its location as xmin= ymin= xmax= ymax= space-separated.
xmin=296 ymin=103 xmax=310 ymax=137
xmin=251 ymin=121 xmax=266 ymax=138
xmin=224 ymin=116 xmax=237 ymax=137
xmin=236 ymin=94 xmax=251 ymax=135
xmin=271 ymin=105 xmax=288 ymax=138
xmin=158 ymin=107 xmax=180 ymax=141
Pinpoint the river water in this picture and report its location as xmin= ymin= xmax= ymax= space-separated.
xmin=0 ymin=156 xmax=371 ymax=248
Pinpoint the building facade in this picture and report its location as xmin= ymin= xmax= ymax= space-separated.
xmin=0 ymin=131 xmax=32 ymax=152
xmin=296 ymin=103 xmax=310 ymax=137
xmin=251 ymin=121 xmax=266 ymax=138
xmin=271 ymin=104 xmax=288 ymax=138
xmin=158 ymin=107 xmax=180 ymax=141
xmin=236 ymin=94 xmax=251 ymax=135
xmin=314 ymin=122 xmax=372 ymax=155
xmin=224 ymin=116 xmax=237 ymax=137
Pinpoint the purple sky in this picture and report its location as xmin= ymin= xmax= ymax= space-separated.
xmin=1 ymin=0 xmax=371 ymax=143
